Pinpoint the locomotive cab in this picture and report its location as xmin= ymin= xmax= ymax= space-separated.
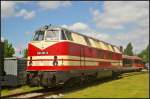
xmin=32 ymin=27 xmax=72 ymax=42
xmin=27 ymin=25 xmax=72 ymax=67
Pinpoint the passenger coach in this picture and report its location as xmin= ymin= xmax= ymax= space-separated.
xmin=123 ymin=55 xmax=144 ymax=69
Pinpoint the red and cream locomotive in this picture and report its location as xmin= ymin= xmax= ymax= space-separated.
xmin=26 ymin=25 xmax=144 ymax=87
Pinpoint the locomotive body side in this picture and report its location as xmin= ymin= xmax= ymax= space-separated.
xmin=27 ymin=41 xmax=122 ymax=71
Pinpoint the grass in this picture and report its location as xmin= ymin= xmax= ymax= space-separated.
xmin=1 ymin=85 xmax=43 ymax=96
xmin=62 ymin=71 xmax=149 ymax=98
xmin=1 ymin=71 xmax=149 ymax=98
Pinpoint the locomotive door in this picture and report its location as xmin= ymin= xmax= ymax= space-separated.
xmin=80 ymin=46 xmax=85 ymax=66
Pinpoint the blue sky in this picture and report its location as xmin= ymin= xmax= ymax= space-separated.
xmin=1 ymin=1 xmax=149 ymax=57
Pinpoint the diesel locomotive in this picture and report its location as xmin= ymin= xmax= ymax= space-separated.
xmin=26 ymin=25 xmax=144 ymax=87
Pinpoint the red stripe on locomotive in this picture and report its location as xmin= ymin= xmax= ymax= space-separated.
xmin=28 ymin=41 xmax=122 ymax=60
xmin=26 ymin=65 xmax=114 ymax=71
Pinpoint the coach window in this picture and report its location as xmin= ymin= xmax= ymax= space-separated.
xmin=109 ymin=52 xmax=112 ymax=59
xmin=128 ymin=59 xmax=132 ymax=64
xmin=135 ymin=60 xmax=139 ymax=64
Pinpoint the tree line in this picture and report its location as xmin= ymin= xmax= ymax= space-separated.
xmin=123 ymin=42 xmax=149 ymax=63
xmin=2 ymin=39 xmax=27 ymax=58
xmin=3 ymin=39 xmax=149 ymax=63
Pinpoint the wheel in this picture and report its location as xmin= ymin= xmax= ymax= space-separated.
xmin=63 ymin=78 xmax=75 ymax=89
xmin=43 ymin=86 xmax=49 ymax=89
xmin=51 ymin=76 xmax=56 ymax=85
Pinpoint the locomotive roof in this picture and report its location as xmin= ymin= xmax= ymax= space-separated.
xmin=122 ymin=55 xmax=142 ymax=60
xmin=37 ymin=24 xmax=121 ymax=51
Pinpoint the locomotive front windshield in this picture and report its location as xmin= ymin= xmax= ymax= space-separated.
xmin=45 ymin=30 xmax=59 ymax=40
xmin=33 ymin=31 xmax=45 ymax=41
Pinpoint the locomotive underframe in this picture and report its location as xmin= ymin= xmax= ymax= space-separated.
xmin=27 ymin=66 xmax=143 ymax=88
xmin=27 ymin=68 xmax=116 ymax=87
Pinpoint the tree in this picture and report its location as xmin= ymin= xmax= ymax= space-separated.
xmin=124 ymin=42 xmax=134 ymax=56
xmin=138 ymin=44 xmax=149 ymax=63
xmin=4 ymin=39 xmax=15 ymax=58
xmin=23 ymin=48 xmax=28 ymax=58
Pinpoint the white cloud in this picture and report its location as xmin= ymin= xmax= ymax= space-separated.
xmin=1 ymin=1 xmax=71 ymax=19
xmin=38 ymin=1 xmax=71 ymax=10
xmin=90 ymin=1 xmax=149 ymax=53
xmin=61 ymin=22 xmax=110 ymax=42
xmin=62 ymin=22 xmax=89 ymax=31
xmin=107 ymin=28 xmax=149 ymax=53
xmin=16 ymin=9 xmax=35 ymax=19
xmin=91 ymin=1 xmax=149 ymax=29
xmin=1 ymin=1 xmax=16 ymax=18
xmin=1 ymin=1 xmax=36 ymax=20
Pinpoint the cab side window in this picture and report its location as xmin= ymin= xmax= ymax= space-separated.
xmin=61 ymin=30 xmax=67 ymax=40
xmin=65 ymin=30 xmax=73 ymax=41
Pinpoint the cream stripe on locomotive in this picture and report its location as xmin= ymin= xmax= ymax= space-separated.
xmin=30 ymin=40 xmax=121 ymax=54
xmin=30 ymin=41 xmax=59 ymax=50
xmin=27 ymin=55 xmax=122 ymax=62
xmin=27 ymin=55 xmax=122 ymax=66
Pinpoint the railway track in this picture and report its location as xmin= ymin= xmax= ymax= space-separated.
xmin=0 ymin=78 xmax=124 ymax=98
xmin=1 ymin=78 xmax=99 ymax=98
xmin=1 ymin=86 xmax=63 ymax=98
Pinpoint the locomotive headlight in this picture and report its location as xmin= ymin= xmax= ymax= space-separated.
xmin=53 ymin=56 xmax=58 ymax=66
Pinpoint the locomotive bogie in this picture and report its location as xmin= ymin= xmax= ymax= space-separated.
xmin=96 ymin=69 xmax=113 ymax=79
